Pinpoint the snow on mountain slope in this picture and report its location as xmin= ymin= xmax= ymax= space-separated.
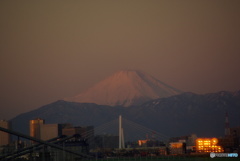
xmin=64 ymin=70 xmax=182 ymax=107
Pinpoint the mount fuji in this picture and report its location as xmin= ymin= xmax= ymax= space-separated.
xmin=64 ymin=70 xmax=182 ymax=107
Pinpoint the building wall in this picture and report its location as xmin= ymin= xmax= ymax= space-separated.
xmin=0 ymin=120 xmax=10 ymax=146
xmin=40 ymin=124 xmax=59 ymax=141
xmin=29 ymin=118 xmax=45 ymax=140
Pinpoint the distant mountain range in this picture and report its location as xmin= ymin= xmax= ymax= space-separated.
xmin=9 ymin=70 xmax=240 ymax=140
xmin=11 ymin=91 xmax=240 ymax=140
xmin=64 ymin=70 xmax=182 ymax=107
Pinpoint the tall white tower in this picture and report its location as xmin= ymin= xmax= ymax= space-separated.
xmin=119 ymin=115 xmax=125 ymax=149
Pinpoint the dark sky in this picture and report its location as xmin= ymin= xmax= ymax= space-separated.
xmin=1 ymin=0 xmax=240 ymax=120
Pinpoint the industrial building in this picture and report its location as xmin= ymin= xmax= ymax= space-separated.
xmin=169 ymin=141 xmax=186 ymax=154
xmin=169 ymin=134 xmax=197 ymax=154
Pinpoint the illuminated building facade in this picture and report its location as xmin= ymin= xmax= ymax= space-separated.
xmin=29 ymin=118 xmax=45 ymax=140
xmin=196 ymin=138 xmax=223 ymax=153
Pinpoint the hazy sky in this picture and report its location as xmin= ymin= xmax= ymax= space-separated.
xmin=1 ymin=0 xmax=240 ymax=120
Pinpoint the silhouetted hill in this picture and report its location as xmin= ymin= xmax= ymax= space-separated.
xmin=11 ymin=91 xmax=240 ymax=140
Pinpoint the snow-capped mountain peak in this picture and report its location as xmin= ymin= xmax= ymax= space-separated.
xmin=64 ymin=70 xmax=182 ymax=106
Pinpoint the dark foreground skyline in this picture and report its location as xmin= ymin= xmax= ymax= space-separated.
xmin=1 ymin=1 xmax=240 ymax=119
